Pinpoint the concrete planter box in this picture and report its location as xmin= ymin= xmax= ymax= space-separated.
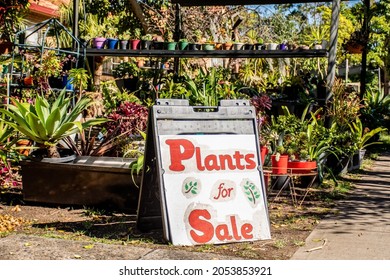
xmin=20 ymin=156 xmax=140 ymax=213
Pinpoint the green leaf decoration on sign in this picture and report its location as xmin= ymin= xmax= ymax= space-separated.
xmin=243 ymin=180 xmax=261 ymax=206
xmin=184 ymin=180 xmax=198 ymax=195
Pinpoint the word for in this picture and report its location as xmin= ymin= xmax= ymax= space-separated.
xmin=213 ymin=183 xmax=234 ymax=200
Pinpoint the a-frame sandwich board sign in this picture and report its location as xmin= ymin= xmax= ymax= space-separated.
xmin=136 ymin=99 xmax=271 ymax=246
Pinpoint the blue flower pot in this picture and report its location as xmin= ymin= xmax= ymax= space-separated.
xmin=107 ymin=38 xmax=119 ymax=49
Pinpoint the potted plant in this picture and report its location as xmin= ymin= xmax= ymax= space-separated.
xmin=222 ymin=40 xmax=233 ymax=50
xmin=203 ymin=37 xmax=215 ymax=51
xmin=348 ymin=117 xmax=387 ymax=170
xmin=112 ymin=60 xmax=139 ymax=92
xmin=0 ymin=89 xmax=107 ymax=159
xmin=129 ymin=28 xmax=142 ymax=50
xmin=271 ymin=145 xmax=288 ymax=174
xmin=178 ymin=38 xmax=189 ymax=50
xmin=164 ymin=31 xmax=177 ymax=50
xmin=118 ymin=31 xmax=131 ymax=49
xmin=105 ymin=27 xmax=119 ymax=50
xmin=79 ymin=14 xmax=107 ymax=49
xmin=189 ymin=29 xmax=203 ymax=50
xmin=141 ymin=34 xmax=153 ymax=50
xmin=233 ymin=41 xmax=245 ymax=50
xmin=0 ymin=0 xmax=29 ymax=54
xmin=0 ymin=89 xmax=142 ymax=212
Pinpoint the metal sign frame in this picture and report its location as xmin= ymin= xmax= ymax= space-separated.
xmin=136 ymin=99 xmax=271 ymax=245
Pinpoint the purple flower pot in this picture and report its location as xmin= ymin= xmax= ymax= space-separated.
xmin=93 ymin=37 xmax=106 ymax=49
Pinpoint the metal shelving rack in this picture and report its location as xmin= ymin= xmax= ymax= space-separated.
xmin=7 ymin=18 xmax=85 ymax=97
xmin=85 ymin=48 xmax=328 ymax=59
xmin=81 ymin=0 xmax=341 ymax=100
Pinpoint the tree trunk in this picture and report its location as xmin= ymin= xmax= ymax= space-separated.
xmin=383 ymin=66 xmax=389 ymax=96
xmin=47 ymin=145 xmax=60 ymax=158
xmin=93 ymin=56 xmax=105 ymax=92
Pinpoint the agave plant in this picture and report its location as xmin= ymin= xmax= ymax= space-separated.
xmin=0 ymin=89 xmax=108 ymax=158
xmin=0 ymin=114 xmax=16 ymax=166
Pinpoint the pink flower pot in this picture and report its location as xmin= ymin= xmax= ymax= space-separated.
xmin=130 ymin=39 xmax=141 ymax=50
xmin=93 ymin=37 xmax=106 ymax=49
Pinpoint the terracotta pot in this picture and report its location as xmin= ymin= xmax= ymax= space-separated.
xmin=23 ymin=76 xmax=33 ymax=86
xmin=223 ymin=42 xmax=233 ymax=50
xmin=215 ymin=42 xmax=223 ymax=50
xmin=16 ymin=139 xmax=32 ymax=156
xmin=271 ymin=154 xmax=288 ymax=174
xmin=288 ymin=160 xmax=317 ymax=174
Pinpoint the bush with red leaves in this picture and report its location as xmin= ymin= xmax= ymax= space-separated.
xmin=105 ymin=101 xmax=149 ymax=136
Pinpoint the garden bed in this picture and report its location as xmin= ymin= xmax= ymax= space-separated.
xmin=0 ymin=181 xmax=346 ymax=260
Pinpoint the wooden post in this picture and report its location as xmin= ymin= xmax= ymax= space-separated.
xmin=360 ymin=0 xmax=372 ymax=99
xmin=72 ymin=0 xmax=79 ymax=51
xmin=326 ymin=0 xmax=341 ymax=102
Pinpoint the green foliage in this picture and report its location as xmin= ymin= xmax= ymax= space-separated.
xmin=349 ymin=117 xmax=387 ymax=151
xmin=184 ymin=181 xmax=199 ymax=195
xmin=0 ymin=114 xmax=16 ymax=166
xmin=68 ymin=68 xmax=90 ymax=95
xmin=158 ymin=74 xmax=189 ymax=100
xmin=128 ymin=130 xmax=147 ymax=188
xmin=361 ymin=86 xmax=390 ymax=130
xmin=0 ymin=0 xmax=29 ymax=42
xmin=0 ymin=89 xmax=107 ymax=157
xmin=112 ymin=61 xmax=139 ymax=79
xmin=242 ymin=180 xmax=261 ymax=205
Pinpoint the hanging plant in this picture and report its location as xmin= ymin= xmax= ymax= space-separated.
xmin=343 ymin=30 xmax=366 ymax=54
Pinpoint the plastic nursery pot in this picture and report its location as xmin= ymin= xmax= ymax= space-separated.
xmin=287 ymin=160 xmax=317 ymax=174
xmin=233 ymin=43 xmax=245 ymax=50
xmin=202 ymin=43 xmax=215 ymax=50
xmin=189 ymin=43 xmax=201 ymax=50
xmin=129 ymin=39 xmax=141 ymax=50
xmin=62 ymin=76 xmax=74 ymax=91
xmin=178 ymin=41 xmax=189 ymax=50
xmin=152 ymin=41 xmax=164 ymax=50
xmin=141 ymin=40 xmax=153 ymax=50
xmin=106 ymin=38 xmax=118 ymax=49
xmin=92 ymin=37 xmax=106 ymax=49
xmin=266 ymin=43 xmax=278 ymax=50
xmin=260 ymin=146 xmax=269 ymax=165
xmin=271 ymin=154 xmax=288 ymax=174
xmin=244 ymin=44 xmax=254 ymax=50
xmin=120 ymin=40 xmax=128 ymax=49
xmin=164 ymin=41 xmax=177 ymax=50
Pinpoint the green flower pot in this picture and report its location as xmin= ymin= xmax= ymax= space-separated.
xmin=164 ymin=41 xmax=177 ymax=50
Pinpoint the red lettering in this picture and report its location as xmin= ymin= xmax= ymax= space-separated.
xmin=218 ymin=154 xmax=235 ymax=170
xmin=165 ymin=139 xmax=195 ymax=171
xmin=230 ymin=216 xmax=242 ymax=241
xmin=204 ymin=154 xmax=221 ymax=171
xmin=241 ymin=223 xmax=254 ymax=239
xmin=215 ymin=224 xmax=233 ymax=241
xmin=245 ymin=153 xmax=256 ymax=169
xmin=233 ymin=151 xmax=245 ymax=170
xmin=188 ymin=209 xmax=214 ymax=243
xmin=188 ymin=209 xmax=254 ymax=244
xmin=165 ymin=139 xmax=257 ymax=172
xmin=195 ymin=147 xmax=205 ymax=171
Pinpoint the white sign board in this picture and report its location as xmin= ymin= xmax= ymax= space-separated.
xmin=159 ymin=134 xmax=271 ymax=246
